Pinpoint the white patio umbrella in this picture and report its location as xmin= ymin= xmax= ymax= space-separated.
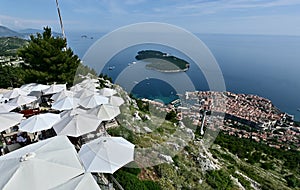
xmin=0 ymin=112 xmax=24 ymax=132
xmin=0 ymin=103 xmax=18 ymax=113
xmin=80 ymin=78 xmax=99 ymax=85
xmin=51 ymin=90 xmax=74 ymax=102
xmin=79 ymin=94 xmax=109 ymax=109
xmin=53 ymin=113 xmax=102 ymax=137
xmin=3 ymin=88 xmax=28 ymax=99
xmin=80 ymin=82 xmax=98 ymax=92
xmin=20 ymin=83 xmax=50 ymax=93
xmin=30 ymin=84 xmax=50 ymax=92
xmin=50 ymin=173 xmax=100 ymax=190
xmin=51 ymin=96 xmax=79 ymax=111
xmin=8 ymin=95 xmax=37 ymax=106
xmin=79 ymin=136 xmax=135 ymax=173
xmin=109 ymin=96 xmax=125 ymax=107
xmin=42 ymin=84 xmax=66 ymax=95
xmin=87 ymin=104 xmax=120 ymax=121
xmin=74 ymin=89 xmax=96 ymax=99
xmin=70 ymin=84 xmax=83 ymax=92
xmin=19 ymin=113 xmax=61 ymax=133
xmin=99 ymin=88 xmax=117 ymax=97
xmin=60 ymin=108 xmax=87 ymax=118
xmin=0 ymin=136 xmax=84 ymax=190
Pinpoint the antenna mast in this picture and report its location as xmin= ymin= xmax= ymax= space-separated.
xmin=55 ymin=0 xmax=66 ymax=41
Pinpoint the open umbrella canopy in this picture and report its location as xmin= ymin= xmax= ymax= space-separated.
xmin=80 ymin=78 xmax=99 ymax=85
xmin=42 ymin=84 xmax=66 ymax=95
xmin=0 ymin=112 xmax=24 ymax=132
xmin=60 ymin=108 xmax=87 ymax=119
xmin=109 ymin=96 xmax=125 ymax=107
xmin=0 ymin=136 xmax=84 ymax=190
xmin=50 ymin=173 xmax=100 ymax=190
xmin=78 ymin=83 xmax=98 ymax=93
xmin=53 ymin=113 xmax=102 ymax=137
xmin=70 ymin=84 xmax=83 ymax=92
xmin=99 ymin=88 xmax=117 ymax=97
xmin=8 ymin=95 xmax=37 ymax=106
xmin=20 ymin=83 xmax=50 ymax=93
xmin=87 ymin=104 xmax=120 ymax=121
xmin=79 ymin=136 xmax=135 ymax=173
xmin=2 ymin=88 xmax=28 ymax=99
xmin=30 ymin=84 xmax=50 ymax=92
xmin=74 ymin=89 xmax=96 ymax=99
xmin=51 ymin=90 xmax=74 ymax=102
xmin=79 ymin=94 xmax=109 ymax=109
xmin=19 ymin=113 xmax=61 ymax=133
xmin=51 ymin=97 xmax=79 ymax=111
xmin=0 ymin=103 xmax=18 ymax=113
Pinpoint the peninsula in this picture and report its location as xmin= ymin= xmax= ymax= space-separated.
xmin=135 ymin=50 xmax=190 ymax=72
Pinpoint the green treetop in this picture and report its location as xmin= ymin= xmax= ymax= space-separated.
xmin=18 ymin=27 xmax=80 ymax=86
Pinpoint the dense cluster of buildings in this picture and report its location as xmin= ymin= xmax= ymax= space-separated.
xmin=142 ymin=91 xmax=300 ymax=150
xmin=180 ymin=91 xmax=300 ymax=150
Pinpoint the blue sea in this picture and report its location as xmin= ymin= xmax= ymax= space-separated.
xmin=67 ymin=32 xmax=300 ymax=121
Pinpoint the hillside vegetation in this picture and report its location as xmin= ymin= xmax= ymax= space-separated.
xmin=0 ymin=37 xmax=28 ymax=56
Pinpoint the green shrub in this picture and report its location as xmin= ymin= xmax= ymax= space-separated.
xmin=206 ymin=169 xmax=234 ymax=190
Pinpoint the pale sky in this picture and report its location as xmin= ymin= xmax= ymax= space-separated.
xmin=1 ymin=0 xmax=300 ymax=35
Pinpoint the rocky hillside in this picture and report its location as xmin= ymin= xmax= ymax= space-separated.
xmin=102 ymin=79 xmax=300 ymax=190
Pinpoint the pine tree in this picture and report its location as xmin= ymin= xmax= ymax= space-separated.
xmin=18 ymin=27 xmax=80 ymax=86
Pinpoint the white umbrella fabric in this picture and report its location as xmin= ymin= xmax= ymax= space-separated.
xmin=70 ymin=84 xmax=83 ymax=92
xmin=20 ymin=83 xmax=50 ymax=93
xmin=0 ymin=136 xmax=84 ymax=190
xmin=74 ymin=89 xmax=96 ymax=99
xmin=53 ymin=113 xmax=102 ymax=137
xmin=19 ymin=113 xmax=61 ymax=133
xmin=30 ymin=84 xmax=50 ymax=92
xmin=0 ymin=112 xmax=24 ymax=132
xmin=79 ymin=94 xmax=109 ymax=109
xmin=87 ymin=104 xmax=120 ymax=121
xmin=50 ymin=173 xmax=100 ymax=190
xmin=79 ymin=136 xmax=135 ymax=173
xmin=99 ymin=88 xmax=117 ymax=97
xmin=80 ymin=78 xmax=99 ymax=85
xmin=0 ymin=103 xmax=18 ymax=113
xmin=3 ymin=88 xmax=28 ymax=99
xmin=8 ymin=95 xmax=37 ymax=106
xmin=51 ymin=90 xmax=73 ymax=102
xmin=0 ymin=96 xmax=9 ymax=104
xmin=42 ymin=84 xmax=66 ymax=95
xmin=51 ymin=97 xmax=79 ymax=111
xmin=79 ymin=79 xmax=99 ymax=90
xmin=109 ymin=96 xmax=124 ymax=107
xmin=60 ymin=108 xmax=87 ymax=119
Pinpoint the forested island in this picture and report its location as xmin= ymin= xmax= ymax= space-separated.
xmin=135 ymin=50 xmax=190 ymax=72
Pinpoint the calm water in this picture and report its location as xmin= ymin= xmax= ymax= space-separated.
xmin=67 ymin=32 xmax=300 ymax=121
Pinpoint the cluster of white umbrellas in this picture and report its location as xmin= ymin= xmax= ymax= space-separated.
xmin=0 ymin=75 xmax=135 ymax=190
xmin=0 ymin=135 xmax=134 ymax=190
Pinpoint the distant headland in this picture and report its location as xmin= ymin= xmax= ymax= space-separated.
xmin=135 ymin=50 xmax=190 ymax=72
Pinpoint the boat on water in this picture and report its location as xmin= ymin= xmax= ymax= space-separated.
xmin=108 ymin=66 xmax=115 ymax=70
xmin=297 ymin=108 xmax=300 ymax=112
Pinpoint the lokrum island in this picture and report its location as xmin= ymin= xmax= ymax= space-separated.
xmin=135 ymin=50 xmax=190 ymax=72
